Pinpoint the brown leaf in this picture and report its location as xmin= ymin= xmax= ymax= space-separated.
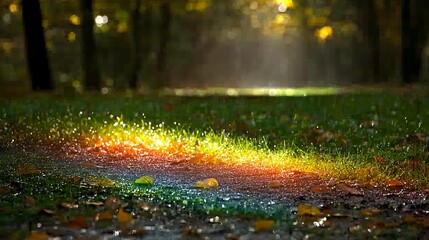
xmin=267 ymin=181 xmax=282 ymax=188
xmin=336 ymin=183 xmax=363 ymax=196
xmin=360 ymin=208 xmax=383 ymax=216
xmin=28 ymin=231 xmax=49 ymax=240
xmin=104 ymin=196 xmax=122 ymax=209
xmin=82 ymin=162 xmax=98 ymax=168
xmin=68 ymin=216 xmax=89 ymax=229
xmin=15 ymin=164 xmax=39 ymax=175
xmin=310 ymin=185 xmax=330 ymax=193
xmin=25 ymin=196 xmax=36 ymax=206
xmin=93 ymin=210 xmax=113 ymax=221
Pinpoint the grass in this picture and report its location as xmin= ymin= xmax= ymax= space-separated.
xmin=0 ymin=91 xmax=428 ymax=188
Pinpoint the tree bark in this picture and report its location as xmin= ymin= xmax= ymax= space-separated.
xmin=129 ymin=0 xmax=142 ymax=90
xmin=357 ymin=0 xmax=380 ymax=83
xmin=401 ymin=0 xmax=429 ymax=84
xmin=80 ymin=0 xmax=101 ymax=91
xmin=154 ymin=1 xmax=171 ymax=89
xmin=21 ymin=0 xmax=53 ymax=91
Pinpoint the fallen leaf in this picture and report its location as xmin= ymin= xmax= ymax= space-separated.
xmin=60 ymin=202 xmax=78 ymax=209
xmin=16 ymin=164 xmax=39 ymax=175
xmin=68 ymin=216 xmax=89 ymax=229
xmin=403 ymin=214 xmax=417 ymax=224
xmin=28 ymin=231 xmax=49 ymax=240
xmin=25 ymin=196 xmax=36 ymax=206
xmin=386 ymin=180 xmax=405 ymax=188
xmin=117 ymin=207 xmax=133 ymax=222
xmin=310 ymin=185 xmax=330 ymax=193
xmin=134 ymin=176 xmax=154 ymax=186
xmin=104 ymin=196 xmax=121 ymax=209
xmin=88 ymin=176 xmax=117 ymax=188
xmin=336 ymin=183 xmax=363 ymax=196
xmin=297 ymin=204 xmax=321 ymax=216
xmin=94 ymin=210 xmax=114 ymax=221
xmin=267 ymin=181 xmax=282 ymax=188
xmin=194 ymin=178 xmax=219 ymax=189
xmin=360 ymin=208 xmax=383 ymax=216
xmin=82 ymin=162 xmax=98 ymax=168
xmin=254 ymin=219 xmax=275 ymax=232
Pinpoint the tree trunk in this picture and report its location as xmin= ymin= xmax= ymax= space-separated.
xmin=129 ymin=0 xmax=141 ymax=90
xmin=357 ymin=0 xmax=380 ymax=83
xmin=21 ymin=0 xmax=53 ymax=91
xmin=80 ymin=0 xmax=101 ymax=91
xmin=402 ymin=0 xmax=429 ymax=84
xmin=154 ymin=1 xmax=171 ymax=89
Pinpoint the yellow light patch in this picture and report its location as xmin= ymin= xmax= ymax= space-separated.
xmin=9 ymin=3 xmax=18 ymax=13
xmin=315 ymin=26 xmax=333 ymax=41
xmin=69 ymin=14 xmax=81 ymax=25
xmin=67 ymin=32 xmax=76 ymax=42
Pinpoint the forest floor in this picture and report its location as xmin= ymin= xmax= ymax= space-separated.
xmin=0 ymin=88 xmax=429 ymax=239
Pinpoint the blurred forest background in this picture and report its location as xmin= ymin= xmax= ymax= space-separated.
xmin=1 ymin=0 xmax=429 ymax=94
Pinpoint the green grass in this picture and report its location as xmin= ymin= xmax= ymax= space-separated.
xmin=0 ymin=92 xmax=428 ymax=188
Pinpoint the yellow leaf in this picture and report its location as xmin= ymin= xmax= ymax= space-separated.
xmin=194 ymin=181 xmax=205 ymax=188
xmin=194 ymin=178 xmax=219 ymax=189
xmin=117 ymin=207 xmax=133 ymax=222
xmin=203 ymin=178 xmax=219 ymax=188
xmin=134 ymin=176 xmax=154 ymax=186
xmin=254 ymin=219 xmax=275 ymax=232
xmin=88 ymin=177 xmax=117 ymax=188
xmin=297 ymin=204 xmax=321 ymax=216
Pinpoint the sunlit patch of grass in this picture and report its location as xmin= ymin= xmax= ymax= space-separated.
xmin=1 ymin=93 xmax=428 ymax=188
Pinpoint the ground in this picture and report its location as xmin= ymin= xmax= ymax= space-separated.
xmin=0 ymin=90 xmax=428 ymax=239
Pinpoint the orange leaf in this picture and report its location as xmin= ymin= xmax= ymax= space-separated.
xmin=118 ymin=207 xmax=133 ymax=222
xmin=68 ymin=216 xmax=89 ymax=229
xmin=310 ymin=185 xmax=330 ymax=193
xmin=94 ymin=210 xmax=114 ymax=221
xmin=28 ymin=231 xmax=49 ymax=240
xmin=297 ymin=204 xmax=321 ymax=216
xmin=386 ymin=180 xmax=405 ymax=188
xmin=254 ymin=219 xmax=275 ymax=232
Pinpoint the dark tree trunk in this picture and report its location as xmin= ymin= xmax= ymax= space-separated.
xmin=154 ymin=1 xmax=171 ymax=89
xmin=357 ymin=0 xmax=380 ymax=83
xmin=80 ymin=0 xmax=101 ymax=91
xmin=402 ymin=0 xmax=429 ymax=84
xmin=21 ymin=0 xmax=53 ymax=91
xmin=129 ymin=0 xmax=142 ymax=90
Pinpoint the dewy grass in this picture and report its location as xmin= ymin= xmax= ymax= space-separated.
xmin=1 ymin=92 xmax=428 ymax=188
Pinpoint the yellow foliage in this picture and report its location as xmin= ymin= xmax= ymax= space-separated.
xmin=194 ymin=178 xmax=219 ymax=189
xmin=67 ymin=32 xmax=76 ymax=42
xmin=315 ymin=26 xmax=333 ymax=41
xmin=297 ymin=203 xmax=321 ymax=216
xmin=69 ymin=15 xmax=80 ymax=26
xmin=9 ymin=3 xmax=18 ymax=13
xmin=186 ymin=0 xmax=210 ymax=12
xmin=254 ymin=219 xmax=275 ymax=231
